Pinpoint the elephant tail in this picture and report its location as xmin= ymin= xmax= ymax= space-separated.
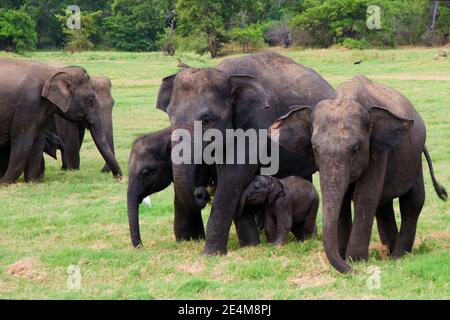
xmin=423 ymin=146 xmax=447 ymax=201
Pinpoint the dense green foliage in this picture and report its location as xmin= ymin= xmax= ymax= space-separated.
xmin=0 ymin=8 xmax=36 ymax=52
xmin=0 ymin=0 xmax=449 ymax=54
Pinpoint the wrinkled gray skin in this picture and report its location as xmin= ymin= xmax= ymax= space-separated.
xmin=272 ymin=75 xmax=447 ymax=273
xmin=127 ymin=128 xmax=213 ymax=247
xmin=239 ymin=175 xmax=318 ymax=245
xmin=45 ymin=76 xmax=116 ymax=173
xmin=0 ymin=59 xmax=122 ymax=184
xmin=156 ymin=51 xmax=335 ymax=255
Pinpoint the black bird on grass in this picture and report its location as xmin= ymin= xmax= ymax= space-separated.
xmin=354 ymin=59 xmax=362 ymax=65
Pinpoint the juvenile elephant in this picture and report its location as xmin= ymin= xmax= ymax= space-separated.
xmin=272 ymin=75 xmax=447 ymax=273
xmin=0 ymin=59 xmax=122 ymax=184
xmin=156 ymin=51 xmax=335 ymax=255
xmin=239 ymin=175 xmax=318 ymax=245
xmin=127 ymin=128 xmax=213 ymax=247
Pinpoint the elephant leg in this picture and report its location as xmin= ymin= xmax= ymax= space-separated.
xmin=392 ymin=169 xmax=425 ymax=258
xmin=346 ymin=154 xmax=388 ymax=262
xmin=338 ymin=187 xmax=353 ymax=259
xmin=24 ymin=130 xmax=46 ymax=182
xmin=56 ymin=117 xmax=82 ymax=170
xmin=375 ymin=200 xmax=398 ymax=254
xmin=234 ymin=210 xmax=260 ymax=247
xmin=264 ymin=212 xmax=277 ymax=244
xmin=173 ymin=192 xmax=205 ymax=241
xmin=0 ymin=145 xmax=10 ymax=178
xmin=203 ymin=164 xmax=258 ymax=255
xmin=302 ymin=196 xmax=319 ymax=241
xmin=291 ymin=222 xmax=304 ymax=241
xmin=0 ymin=140 xmax=35 ymax=184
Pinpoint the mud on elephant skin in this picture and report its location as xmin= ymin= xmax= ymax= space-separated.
xmin=271 ymin=75 xmax=447 ymax=273
xmin=156 ymin=51 xmax=335 ymax=255
xmin=239 ymin=175 xmax=318 ymax=245
xmin=127 ymin=128 xmax=215 ymax=247
xmin=0 ymin=59 xmax=122 ymax=185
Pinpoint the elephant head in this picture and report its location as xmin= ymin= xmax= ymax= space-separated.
xmin=42 ymin=67 xmax=122 ymax=179
xmin=156 ymin=68 xmax=269 ymax=211
xmin=271 ymin=98 xmax=413 ymax=273
xmin=238 ymin=176 xmax=283 ymax=213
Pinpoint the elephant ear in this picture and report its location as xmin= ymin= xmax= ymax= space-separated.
xmin=369 ymin=106 xmax=414 ymax=152
xmin=269 ymin=105 xmax=312 ymax=154
xmin=42 ymin=72 xmax=73 ymax=113
xmin=228 ymin=75 xmax=269 ymax=128
xmin=156 ymin=74 xmax=176 ymax=112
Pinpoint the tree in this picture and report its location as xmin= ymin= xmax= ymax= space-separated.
xmin=56 ymin=9 xmax=103 ymax=52
xmin=229 ymin=24 xmax=265 ymax=53
xmin=176 ymin=0 xmax=226 ymax=58
xmin=104 ymin=0 xmax=168 ymax=51
xmin=0 ymin=9 xmax=37 ymax=52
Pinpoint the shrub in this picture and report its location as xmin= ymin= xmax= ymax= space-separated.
xmin=340 ymin=37 xmax=370 ymax=49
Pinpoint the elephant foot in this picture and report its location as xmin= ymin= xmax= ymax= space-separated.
xmin=390 ymin=248 xmax=411 ymax=259
xmin=202 ymin=242 xmax=228 ymax=256
xmin=101 ymin=163 xmax=111 ymax=173
xmin=346 ymin=251 xmax=369 ymax=262
xmin=273 ymin=240 xmax=285 ymax=247
xmin=235 ymin=219 xmax=260 ymax=248
xmin=176 ymin=231 xmax=205 ymax=242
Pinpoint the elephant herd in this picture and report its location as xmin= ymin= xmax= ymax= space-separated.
xmin=0 ymin=59 xmax=121 ymax=183
xmin=0 ymin=52 xmax=447 ymax=274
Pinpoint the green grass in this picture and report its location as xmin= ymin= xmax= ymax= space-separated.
xmin=0 ymin=48 xmax=449 ymax=299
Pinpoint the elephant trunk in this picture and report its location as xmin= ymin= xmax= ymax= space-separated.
xmin=101 ymin=111 xmax=115 ymax=173
xmin=89 ymin=123 xmax=122 ymax=179
xmin=127 ymin=179 xmax=143 ymax=247
xmin=319 ymin=160 xmax=352 ymax=274
xmin=172 ymin=162 xmax=206 ymax=210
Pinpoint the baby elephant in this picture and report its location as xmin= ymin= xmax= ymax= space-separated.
xmin=239 ymin=175 xmax=319 ymax=245
xmin=127 ymin=128 xmax=212 ymax=247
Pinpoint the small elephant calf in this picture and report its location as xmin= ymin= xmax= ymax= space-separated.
xmin=127 ymin=128 xmax=212 ymax=247
xmin=239 ymin=175 xmax=319 ymax=245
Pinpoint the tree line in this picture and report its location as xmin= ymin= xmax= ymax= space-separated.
xmin=0 ymin=0 xmax=449 ymax=57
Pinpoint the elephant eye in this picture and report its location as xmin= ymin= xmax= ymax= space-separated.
xmin=141 ymin=167 xmax=154 ymax=176
xmin=351 ymin=144 xmax=361 ymax=155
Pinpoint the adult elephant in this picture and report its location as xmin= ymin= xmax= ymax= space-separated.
xmin=271 ymin=75 xmax=447 ymax=273
xmin=50 ymin=76 xmax=116 ymax=173
xmin=0 ymin=59 xmax=122 ymax=184
xmin=156 ymin=51 xmax=335 ymax=255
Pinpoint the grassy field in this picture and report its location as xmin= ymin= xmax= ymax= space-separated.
xmin=0 ymin=48 xmax=448 ymax=299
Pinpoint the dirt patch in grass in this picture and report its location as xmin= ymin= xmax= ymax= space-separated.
xmin=429 ymin=229 xmax=450 ymax=240
xmin=289 ymin=271 xmax=336 ymax=289
xmin=88 ymin=241 xmax=112 ymax=250
xmin=176 ymin=261 xmax=205 ymax=274
xmin=5 ymin=257 xmax=47 ymax=283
